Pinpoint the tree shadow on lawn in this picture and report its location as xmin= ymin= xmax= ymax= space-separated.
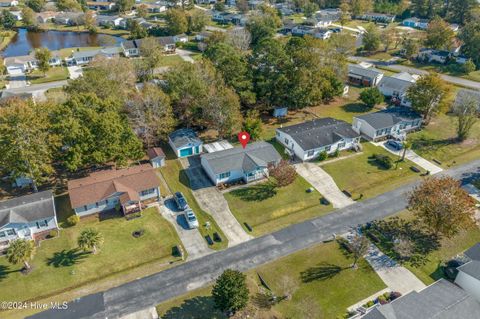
xmin=46 ymin=248 xmax=90 ymax=268
xmin=411 ymin=137 xmax=456 ymax=152
xmin=0 ymin=264 xmax=20 ymax=281
xmin=367 ymin=156 xmax=394 ymax=171
xmin=300 ymin=262 xmax=345 ymax=283
xmin=229 ymin=182 xmax=277 ymax=202
xmin=162 ymin=296 xmax=226 ymax=319
xmin=341 ymin=103 xmax=373 ymax=113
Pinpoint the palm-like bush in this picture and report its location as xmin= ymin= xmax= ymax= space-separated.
xmin=77 ymin=228 xmax=104 ymax=254
xmin=6 ymin=239 xmax=35 ymax=271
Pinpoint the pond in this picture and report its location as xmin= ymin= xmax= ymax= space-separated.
xmin=2 ymin=28 xmax=125 ymax=57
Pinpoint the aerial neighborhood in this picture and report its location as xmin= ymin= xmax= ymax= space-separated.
xmin=1 ymin=0 xmax=480 ymax=318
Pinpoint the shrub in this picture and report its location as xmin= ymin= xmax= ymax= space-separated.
xmin=373 ymin=153 xmax=393 ymax=169
xmin=360 ymin=87 xmax=384 ymax=108
xmin=67 ymin=215 xmax=80 ymax=226
xmin=366 ymin=300 xmax=375 ymax=308
xmin=48 ymin=230 xmax=58 ymax=238
xmin=377 ymin=295 xmax=387 ymax=305
xmin=330 ymin=149 xmax=340 ymax=158
xmin=269 ymin=160 xmax=297 ymax=187
xmin=389 ymin=291 xmax=401 ymax=300
xmin=317 ymin=150 xmax=328 ymax=161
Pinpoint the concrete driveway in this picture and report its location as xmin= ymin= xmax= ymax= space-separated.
xmin=176 ymin=49 xmax=194 ymax=63
xmin=374 ymin=141 xmax=443 ymax=175
xmin=180 ymin=157 xmax=252 ymax=246
xmin=158 ymin=200 xmax=213 ymax=260
xmin=295 ymin=162 xmax=354 ymax=208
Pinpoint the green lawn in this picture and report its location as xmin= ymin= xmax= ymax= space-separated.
xmin=0 ymin=202 xmax=183 ymax=303
xmin=224 ymin=177 xmax=333 ymax=236
xmin=159 ymin=146 xmax=228 ymax=250
xmin=158 ymin=55 xmax=185 ymax=67
xmin=28 ymin=67 xmax=70 ymax=84
xmin=156 ymin=241 xmax=386 ymax=319
xmin=409 ymin=113 xmax=480 ymax=167
xmin=322 ymin=143 xmax=424 ymax=199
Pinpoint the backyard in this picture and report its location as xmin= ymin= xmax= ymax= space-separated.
xmin=0 ymin=200 xmax=183 ymax=306
xmin=159 ymin=146 xmax=228 ymax=250
xmin=322 ymin=143 xmax=425 ymax=199
xmin=156 ymin=241 xmax=386 ymax=319
xmin=409 ymin=113 xmax=480 ymax=167
xmin=224 ymin=176 xmax=333 ymax=236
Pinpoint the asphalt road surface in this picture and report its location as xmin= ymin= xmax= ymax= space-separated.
xmin=27 ymin=159 xmax=480 ymax=319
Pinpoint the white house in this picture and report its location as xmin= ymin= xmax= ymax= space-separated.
xmin=454 ymin=243 xmax=480 ymax=304
xmin=402 ymin=17 xmax=429 ymax=29
xmin=348 ymin=64 xmax=384 ymax=87
xmin=0 ymin=191 xmax=58 ymax=252
xmin=4 ymin=54 xmax=62 ymax=75
xmin=200 ymin=141 xmax=281 ymax=186
xmin=147 ymin=147 xmax=166 ymax=168
xmin=0 ymin=0 xmax=19 ymax=7
xmin=418 ymin=48 xmax=451 ymax=64
xmin=67 ymin=46 xmax=120 ymax=65
xmin=68 ymin=164 xmax=161 ymax=217
xmin=276 ymin=118 xmax=361 ymax=161
xmin=121 ymin=36 xmax=176 ymax=57
xmin=378 ymin=72 xmax=417 ymax=107
xmin=352 ymin=108 xmax=422 ymax=141
xmin=168 ymin=128 xmax=203 ymax=158
xmin=314 ymin=8 xmax=341 ymax=27
xmin=355 ymin=12 xmax=395 ymax=23
xmin=97 ymin=15 xmax=124 ymax=27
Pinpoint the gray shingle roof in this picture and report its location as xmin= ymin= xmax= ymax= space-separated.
xmin=201 ymin=141 xmax=281 ymax=175
xmin=169 ymin=128 xmax=202 ymax=149
xmin=277 ymin=118 xmax=360 ymax=151
xmin=378 ymin=76 xmax=414 ymax=93
xmin=0 ymin=190 xmax=55 ymax=228
xmin=464 ymin=243 xmax=480 ymax=261
xmin=348 ymin=65 xmax=383 ymax=79
xmin=355 ymin=108 xmax=421 ymax=130
xmin=458 ymin=261 xmax=480 ymax=280
xmin=363 ymin=279 xmax=480 ymax=319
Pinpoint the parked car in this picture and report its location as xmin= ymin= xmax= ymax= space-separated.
xmin=386 ymin=140 xmax=403 ymax=151
xmin=174 ymin=191 xmax=188 ymax=210
xmin=184 ymin=209 xmax=199 ymax=229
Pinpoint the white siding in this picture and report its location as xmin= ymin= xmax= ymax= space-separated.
xmin=201 ymin=157 xmax=244 ymax=185
xmin=455 ymin=270 xmax=480 ymax=302
xmin=352 ymin=118 xmax=377 ymax=140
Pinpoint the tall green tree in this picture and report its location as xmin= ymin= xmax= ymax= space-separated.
xmin=34 ymin=47 xmax=52 ymax=76
xmin=21 ymin=7 xmax=37 ymax=30
xmin=424 ymin=16 xmax=454 ymax=50
xmin=447 ymin=0 xmax=478 ymax=25
xmin=363 ymin=24 xmax=381 ymax=52
xmin=115 ymin=0 xmax=134 ymax=13
xmin=406 ymin=73 xmax=449 ymax=124
xmin=0 ymin=10 xmax=17 ymax=29
xmin=139 ymin=37 xmax=163 ymax=78
xmin=52 ymin=93 xmax=144 ymax=171
xmin=212 ymin=269 xmax=249 ymax=314
xmin=0 ymin=98 xmax=56 ymax=192
xmin=242 ymin=109 xmax=263 ymax=140
xmin=411 ymin=0 xmax=443 ymax=18
xmin=6 ymin=239 xmax=35 ymax=271
xmin=187 ymin=10 xmax=208 ymax=33
xmin=166 ymin=8 xmax=188 ymax=35
xmin=453 ymin=94 xmax=479 ymax=141
xmin=246 ymin=5 xmax=281 ymax=47
xmin=204 ymin=42 xmax=256 ymax=106
xmin=459 ymin=21 xmax=480 ymax=67
xmin=25 ymin=0 xmax=45 ymax=12
xmin=77 ymin=228 xmax=104 ymax=254
xmin=402 ymin=37 xmax=420 ymax=59
xmin=360 ymin=87 xmax=384 ymax=108
xmin=350 ymin=0 xmax=373 ymax=16
xmin=56 ymin=0 xmax=82 ymax=11
xmin=128 ymin=20 xmax=148 ymax=39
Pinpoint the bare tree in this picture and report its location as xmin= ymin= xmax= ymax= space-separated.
xmin=348 ymin=234 xmax=370 ymax=268
xmin=453 ymin=95 xmax=479 ymax=141
xmin=228 ymin=27 xmax=251 ymax=51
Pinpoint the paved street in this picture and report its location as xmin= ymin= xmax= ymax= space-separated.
xmin=28 ymin=159 xmax=480 ymax=319
xmin=350 ymin=56 xmax=480 ymax=90
xmin=1 ymin=80 xmax=68 ymax=96
xmin=176 ymin=49 xmax=195 ymax=63
xmin=295 ymin=162 xmax=355 ymax=208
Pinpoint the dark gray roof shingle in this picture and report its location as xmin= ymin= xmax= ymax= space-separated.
xmin=363 ymin=279 xmax=480 ymax=319
xmin=378 ymin=76 xmax=414 ymax=93
xmin=348 ymin=65 xmax=383 ymax=79
xmin=277 ymin=118 xmax=360 ymax=151
xmin=464 ymin=243 xmax=480 ymax=261
xmin=355 ymin=108 xmax=421 ymax=130
xmin=458 ymin=261 xmax=480 ymax=280
xmin=169 ymin=128 xmax=202 ymax=149
xmin=0 ymin=190 xmax=56 ymax=228
xmin=201 ymin=142 xmax=281 ymax=175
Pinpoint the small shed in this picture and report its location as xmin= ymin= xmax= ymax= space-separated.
xmin=168 ymin=128 xmax=203 ymax=158
xmin=273 ymin=107 xmax=288 ymax=118
xmin=147 ymin=147 xmax=166 ymax=168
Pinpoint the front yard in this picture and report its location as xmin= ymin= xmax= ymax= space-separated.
xmin=156 ymin=241 xmax=386 ymax=319
xmin=28 ymin=67 xmax=70 ymax=84
xmin=0 ymin=200 xmax=183 ymax=305
xmin=224 ymin=177 xmax=333 ymax=236
xmin=159 ymin=146 xmax=228 ymax=250
xmin=409 ymin=113 xmax=480 ymax=167
xmin=322 ymin=143 xmax=425 ymax=199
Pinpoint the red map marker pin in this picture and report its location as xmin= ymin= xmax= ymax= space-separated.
xmin=238 ymin=131 xmax=250 ymax=149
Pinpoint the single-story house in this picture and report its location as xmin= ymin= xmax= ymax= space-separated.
xmin=0 ymin=0 xmax=18 ymax=7
xmin=168 ymin=128 xmax=203 ymax=158
xmin=348 ymin=64 xmax=384 ymax=87
xmin=142 ymin=3 xmax=167 ymax=13
xmin=96 ymin=15 xmax=124 ymax=27
xmin=67 ymin=46 xmax=121 ymax=65
xmin=314 ymin=8 xmax=341 ymax=27
xmin=378 ymin=72 xmax=417 ymax=107
xmin=0 ymin=191 xmax=58 ymax=251
xmin=174 ymin=33 xmax=188 ymax=43
xmin=455 ymin=243 xmax=480 ymax=303
xmin=212 ymin=11 xmax=235 ymax=24
xmin=147 ymin=147 xmax=166 ymax=168
xmin=10 ymin=10 xmax=22 ymax=21
xmin=201 ymin=141 xmax=282 ymax=185
xmin=453 ymin=89 xmax=480 ymax=111
xmin=4 ymin=54 xmax=62 ymax=75
xmin=363 ymin=279 xmax=480 ymax=319
xmin=121 ymin=36 xmax=176 ymax=57
xmin=195 ymin=31 xmax=212 ymax=41
xmin=355 ymin=12 xmax=395 ymax=23
xmin=36 ymin=11 xmax=58 ymax=24
xmin=67 ymin=164 xmax=161 ymax=217
xmin=291 ymin=25 xmax=332 ymax=40
xmin=276 ymin=118 xmax=361 ymax=161
xmin=352 ymin=108 xmax=422 ymax=141
xmin=87 ymin=1 xmax=116 ymax=11
xmin=418 ymin=48 xmax=451 ymax=64
xmin=402 ymin=17 xmax=429 ymax=29
xmin=54 ymin=12 xmax=84 ymax=26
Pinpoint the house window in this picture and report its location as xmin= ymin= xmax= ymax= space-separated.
xmin=106 ymin=199 xmax=109 ymax=204
xmin=83 ymin=205 xmax=88 ymax=211
xmin=307 ymin=150 xmax=314 ymax=157
xmin=141 ymin=188 xmax=155 ymax=196
xmin=95 ymin=202 xmax=99 ymax=208
xmin=0 ymin=231 xmax=5 ymax=238
xmin=36 ymin=220 xmax=48 ymax=229
xmin=338 ymin=142 xmax=346 ymax=149
xmin=6 ymin=229 xmax=16 ymax=236
xmin=284 ymin=138 xmax=289 ymax=145
xmin=325 ymin=145 xmax=331 ymax=152
xmin=219 ymin=172 xmax=231 ymax=179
